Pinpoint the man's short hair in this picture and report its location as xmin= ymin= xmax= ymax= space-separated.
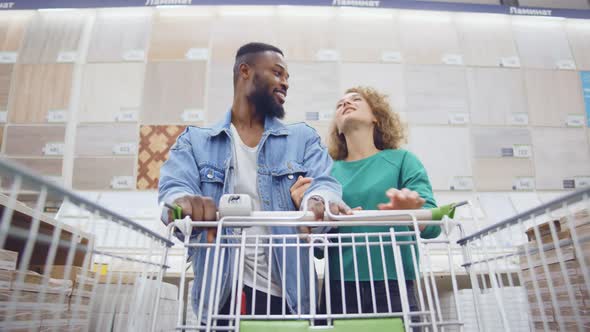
xmin=233 ymin=42 xmax=284 ymax=87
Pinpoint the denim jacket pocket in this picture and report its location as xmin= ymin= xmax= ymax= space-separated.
xmin=272 ymin=161 xmax=308 ymax=209
xmin=198 ymin=164 xmax=225 ymax=203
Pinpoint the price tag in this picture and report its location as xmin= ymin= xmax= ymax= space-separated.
xmin=0 ymin=111 xmax=7 ymax=123
xmin=305 ymin=112 xmax=319 ymax=121
xmin=47 ymin=110 xmax=67 ymax=123
xmin=512 ymin=144 xmax=532 ymax=158
xmin=450 ymin=176 xmax=473 ymax=191
xmin=181 ymin=109 xmax=205 ymax=122
xmin=501 ymin=148 xmax=514 ymax=157
xmin=57 ymin=51 xmax=78 ymax=63
xmin=575 ymin=176 xmax=590 ymax=189
xmin=513 ymin=177 xmax=535 ymax=191
xmin=565 ymin=114 xmax=584 ymax=127
xmin=563 ymin=179 xmax=576 ymax=189
xmin=448 ymin=112 xmax=469 ymax=125
xmin=185 ymin=48 xmax=209 ymax=61
xmin=122 ymin=49 xmax=146 ymax=62
xmin=112 ymin=142 xmax=136 ymax=155
xmin=0 ymin=52 xmax=17 ymax=63
xmin=381 ymin=51 xmax=402 ymax=63
xmin=556 ymin=59 xmax=576 ymax=70
xmin=499 ymin=56 xmax=521 ymax=68
xmin=442 ymin=54 xmax=464 ymax=66
xmin=316 ymin=49 xmax=340 ymax=62
xmin=508 ymin=112 xmax=528 ymax=126
xmin=111 ymin=176 xmax=134 ymax=189
xmin=116 ymin=109 xmax=138 ymax=122
xmin=42 ymin=143 xmax=65 ymax=156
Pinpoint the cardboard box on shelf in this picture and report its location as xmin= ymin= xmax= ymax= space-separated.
xmin=0 ymin=249 xmax=18 ymax=271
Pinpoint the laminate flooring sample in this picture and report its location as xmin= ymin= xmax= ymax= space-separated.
xmin=73 ymin=157 xmax=135 ymax=190
xmin=524 ymin=69 xmax=585 ymax=127
xmin=406 ymin=126 xmax=472 ymax=191
xmin=3 ymin=158 xmax=63 ymax=189
xmin=78 ymin=63 xmax=144 ymax=123
xmin=512 ymin=17 xmax=574 ymax=69
xmin=136 ymin=125 xmax=187 ymax=190
xmin=472 ymin=127 xmax=532 ymax=158
xmin=467 ymin=67 xmax=528 ymax=126
xmin=148 ymin=7 xmax=213 ymax=62
xmin=339 ymin=63 xmax=405 ymax=114
xmin=210 ymin=10 xmax=276 ymax=63
xmin=276 ymin=7 xmax=338 ymax=62
xmin=205 ymin=62 xmax=233 ymax=126
xmin=282 ymin=62 xmax=340 ymax=124
xmin=75 ymin=124 xmax=138 ymax=157
xmin=532 ymin=128 xmax=590 ymax=190
xmin=141 ymin=61 xmax=207 ymax=125
xmin=8 ymin=64 xmax=73 ymax=124
xmin=0 ymin=11 xmax=33 ymax=54
xmin=19 ymin=11 xmax=87 ymax=64
xmin=87 ymin=8 xmax=152 ymax=63
xmin=455 ymin=13 xmax=518 ymax=67
xmin=469 ymin=127 xmax=535 ymax=190
xmin=405 ymin=65 xmax=469 ymax=125
xmin=334 ymin=9 xmax=401 ymax=63
xmin=0 ymin=64 xmax=13 ymax=111
xmin=565 ymin=19 xmax=590 ymax=70
xmin=4 ymin=125 xmax=66 ymax=157
xmin=399 ymin=11 xmax=462 ymax=65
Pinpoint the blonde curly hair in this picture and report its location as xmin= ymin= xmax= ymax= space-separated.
xmin=328 ymin=86 xmax=406 ymax=161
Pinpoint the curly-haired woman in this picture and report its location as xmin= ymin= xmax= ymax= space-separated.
xmin=291 ymin=86 xmax=440 ymax=321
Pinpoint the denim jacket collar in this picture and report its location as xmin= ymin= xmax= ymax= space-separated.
xmin=209 ymin=109 xmax=290 ymax=137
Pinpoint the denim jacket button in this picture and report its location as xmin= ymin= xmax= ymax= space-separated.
xmin=287 ymin=174 xmax=294 ymax=180
xmin=207 ymin=172 xmax=213 ymax=179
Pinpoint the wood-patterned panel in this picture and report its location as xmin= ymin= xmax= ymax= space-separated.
xmin=566 ymin=19 xmax=590 ymax=70
xmin=8 ymin=64 xmax=73 ymax=124
xmin=4 ymin=125 xmax=66 ymax=157
xmin=3 ymin=158 xmax=63 ymax=190
xmin=455 ymin=13 xmax=518 ymax=67
xmin=19 ymin=11 xmax=87 ymax=64
xmin=75 ymin=124 xmax=138 ymax=157
xmin=136 ymin=125 xmax=186 ymax=190
xmin=141 ymin=62 xmax=206 ymax=125
xmin=87 ymin=8 xmax=152 ymax=63
xmin=399 ymin=11 xmax=462 ymax=65
xmin=524 ymin=69 xmax=585 ymax=127
xmin=148 ymin=7 xmax=213 ymax=62
xmin=78 ymin=63 xmax=144 ymax=123
xmin=73 ymin=157 xmax=135 ymax=190
xmin=0 ymin=64 xmax=13 ymax=111
xmin=0 ymin=11 xmax=33 ymax=53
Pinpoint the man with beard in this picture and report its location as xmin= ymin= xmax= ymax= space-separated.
xmin=158 ymin=42 xmax=348 ymax=324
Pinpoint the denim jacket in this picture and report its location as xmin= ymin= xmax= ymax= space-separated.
xmin=158 ymin=110 xmax=342 ymax=319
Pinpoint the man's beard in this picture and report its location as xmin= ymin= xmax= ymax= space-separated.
xmin=248 ymin=74 xmax=285 ymax=120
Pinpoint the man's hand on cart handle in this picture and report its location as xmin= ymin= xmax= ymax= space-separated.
xmin=165 ymin=195 xmax=218 ymax=243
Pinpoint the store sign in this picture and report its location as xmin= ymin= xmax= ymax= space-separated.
xmin=2 ymin=0 xmax=589 ymax=20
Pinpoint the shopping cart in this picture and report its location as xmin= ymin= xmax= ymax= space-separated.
xmin=0 ymin=158 xmax=173 ymax=331
xmin=457 ymin=188 xmax=590 ymax=332
xmin=163 ymin=194 xmax=468 ymax=332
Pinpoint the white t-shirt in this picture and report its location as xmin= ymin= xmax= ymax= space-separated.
xmin=230 ymin=124 xmax=282 ymax=297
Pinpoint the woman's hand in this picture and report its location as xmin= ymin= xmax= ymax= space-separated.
xmin=378 ymin=188 xmax=425 ymax=211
